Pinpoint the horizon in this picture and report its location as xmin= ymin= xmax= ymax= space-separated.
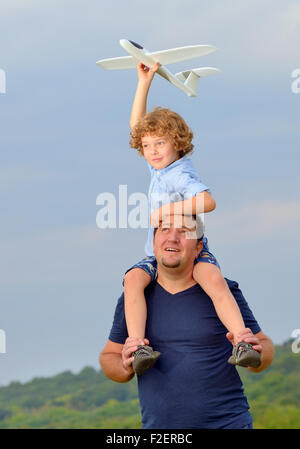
xmin=0 ymin=331 xmax=300 ymax=388
xmin=1 ymin=0 xmax=300 ymax=387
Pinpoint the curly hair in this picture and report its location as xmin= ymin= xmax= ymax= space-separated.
xmin=130 ymin=107 xmax=194 ymax=158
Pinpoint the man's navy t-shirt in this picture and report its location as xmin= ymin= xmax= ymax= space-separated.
xmin=108 ymin=279 xmax=261 ymax=429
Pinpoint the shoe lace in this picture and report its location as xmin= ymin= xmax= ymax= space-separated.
xmin=134 ymin=346 xmax=152 ymax=358
xmin=235 ymin=341 xmax=253 ymax=357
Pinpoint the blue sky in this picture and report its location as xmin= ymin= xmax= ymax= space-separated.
xmin=0 ymin=0 xmax=300 ymax=386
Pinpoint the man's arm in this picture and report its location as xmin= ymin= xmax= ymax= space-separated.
xmin=130 ymin=62 xmax=159 ymax=130
xmin=226 ymin=329 xmax=274 ymax=373
xmin=99 ymin=337 xmax=149 ymax=383
xmin=247 ymin=330 xmax=274 ymax=373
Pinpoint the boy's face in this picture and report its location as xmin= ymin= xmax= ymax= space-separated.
xmin=141 ymin=134 xmax=179 ymax=170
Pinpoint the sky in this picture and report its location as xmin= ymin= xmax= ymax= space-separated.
xmin=0 ymin=0 xmax=300 ymax=386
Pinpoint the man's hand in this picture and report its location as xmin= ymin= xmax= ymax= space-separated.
xmin=121 ymin=337 xmax=150 ymax=374
xmin=226 ymin=329 xmax=274 ymax=373
xmin=226 ymin=328 xmax=262 ymax=353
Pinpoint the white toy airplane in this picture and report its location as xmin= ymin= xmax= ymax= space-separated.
xmin=96 ymin=39 xmax=220 ymax=97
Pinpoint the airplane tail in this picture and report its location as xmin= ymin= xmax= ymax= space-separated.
xmin=175 ymin=67 xmax=220 ymax=96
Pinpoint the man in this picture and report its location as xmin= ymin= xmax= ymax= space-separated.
xmin=100 ymin=214 xmax=274 ymax=429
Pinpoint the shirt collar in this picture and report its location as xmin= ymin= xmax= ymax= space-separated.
xmin=152 ymin=155 xmax=191 ymax=174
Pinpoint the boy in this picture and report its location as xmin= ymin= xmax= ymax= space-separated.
xmin=123 ymin=62 xmax=261 ymax=375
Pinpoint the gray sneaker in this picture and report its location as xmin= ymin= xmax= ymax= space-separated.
xmin=228 ymin=341 xmax=261 ymax=368
xmin=132 ymin=345 xmax=161 ymax=376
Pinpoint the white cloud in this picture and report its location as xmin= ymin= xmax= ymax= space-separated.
xmin=0 ymin=0 xmax=299 ymax=81
xmin=0 ymin=223 xmax=145 ymax=286
xmin=1 ymin=199 xmax=299 ymax=287
xmin=205 ymin=199 xmax=300 ymax=244
xmin=143 ymin=1 xmax=300 ymax=80
xmin=0 ymin=165 xmax=46 ymax=189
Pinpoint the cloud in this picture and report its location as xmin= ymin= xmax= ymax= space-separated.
xmin=1 ymin=199 xmax=298 ymax=288
xmin=140 ymin=1 xmax=300 ymax=81
xmin=0 ymin=224 xmax=101 ymax=285
xmin=0 ymin=165 xmax=47 ymax=189
xmin=205 ymin=199 xmax=300 ymax=245
xmin=0 ymin=222 xmax=145 ymax=286
xmin=0 ymin=0 xmax=299 ymax=82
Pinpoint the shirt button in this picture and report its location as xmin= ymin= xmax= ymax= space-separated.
xmin=157 ymin=171 xmax=160 ymax=175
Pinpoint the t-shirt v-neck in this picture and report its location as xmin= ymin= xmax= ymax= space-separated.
xmin=155 ymin=280 xmax=199 ymax=297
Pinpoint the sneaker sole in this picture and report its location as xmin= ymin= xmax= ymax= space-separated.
xmin=133 ymin=352 xmax=161 ymax=376
xmin=228 ymin=351 xmax=261 ymax=368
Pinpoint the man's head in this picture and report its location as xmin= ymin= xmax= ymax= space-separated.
xmin=153 ymin=214 xmax=204 ymax=272
xmin=130 ymin=107 xmax=194 ymax=163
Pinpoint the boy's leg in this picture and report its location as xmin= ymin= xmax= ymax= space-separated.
xmin=193 ymin=262 xmax=245 ymax=343
xmin=193 ymin=262 xmax=261 ymax=368
xmin=123 ymin=260 xmax=161 ymax=375
xmin=123 ymin=267 xmax=151 ymax=340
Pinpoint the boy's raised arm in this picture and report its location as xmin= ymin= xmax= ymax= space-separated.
xmin=130 ymin=62 xmax=159 ymax=130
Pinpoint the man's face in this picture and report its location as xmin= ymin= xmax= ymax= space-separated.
xmin=153 ymin=215 xmax=203 ymax=270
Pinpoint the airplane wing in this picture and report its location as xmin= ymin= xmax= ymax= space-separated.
xmin=175 ymin=67 xmax=221 ymax=81
xmin=149 ymin=45 xmax=217 ymax=65
xmin=96 ymin=45 xmax=217 ymax=70
xmin=96 ymin=56 xmax=137 ymax=70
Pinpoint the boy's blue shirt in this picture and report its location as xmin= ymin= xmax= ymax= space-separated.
xmin=145 ymin=155 xmax=210 ymax=256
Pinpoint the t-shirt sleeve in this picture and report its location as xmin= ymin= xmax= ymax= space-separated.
xmin=226 ymin=278 xmax=261 ymax=335
xmin=179 ymin=172 xmax=211 ymax=198
xmin=108 ymin=293 xmax=128 ymax=344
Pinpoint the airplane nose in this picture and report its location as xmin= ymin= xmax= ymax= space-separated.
xmin=120 ymin=39 xmax=144 ymax=50
xmin=119 ymin=39 xmax=128 ymax=48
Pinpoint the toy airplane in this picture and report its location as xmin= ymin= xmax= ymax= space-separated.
xmin=96 ymin=39 xmax=220 ymax=97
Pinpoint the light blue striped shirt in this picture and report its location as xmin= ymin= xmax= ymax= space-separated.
xmin=145 ymin=155 xmax=210 ymax=256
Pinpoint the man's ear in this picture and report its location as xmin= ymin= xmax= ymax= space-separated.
xmin=196 ymin=241 xmax=203 ymax=258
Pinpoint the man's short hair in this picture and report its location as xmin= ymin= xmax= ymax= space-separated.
xmin=153 ymin=214 xmax=205 ymax=242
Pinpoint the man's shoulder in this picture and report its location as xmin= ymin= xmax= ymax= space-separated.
xmin=108 ymin=292 xmax=128 ymax=344
xmin=225 ymin=278 xmax=240 ymax=290
xmin=225 ymin=278 xmax=244 ymax=302
xmin=116 ymin=291 xmax=125 ymax=305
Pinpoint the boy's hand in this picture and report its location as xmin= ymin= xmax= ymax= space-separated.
xmin=137 ymin=61 xmax=159 ymax=84
xmin=150 ymin=207 xmax=162 ymax=228
xmin=150 ymin=204 xmax=172 ymax=228
xmin=150 ymin=203 xmax=187 ymax=228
